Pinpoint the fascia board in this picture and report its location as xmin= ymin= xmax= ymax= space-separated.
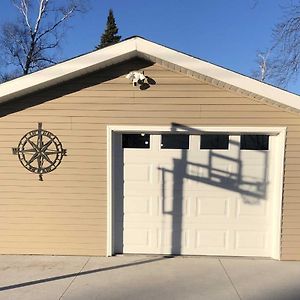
xmin=136 ymin=38 xmax=300 ymax=111
xmin=0 ymin=38 xmax=137 ymax=103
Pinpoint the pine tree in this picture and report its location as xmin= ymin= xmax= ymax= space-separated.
xmin=96 ymin=9 xmax=121 ymax=49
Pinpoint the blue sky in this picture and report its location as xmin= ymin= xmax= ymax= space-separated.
xmin=0 ymin=0 xmax=299 ymax=93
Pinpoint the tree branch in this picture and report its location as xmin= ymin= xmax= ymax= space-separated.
xmin=33 ymin=0 xmax=49 ymax=36
xmin=33 ymin=57 xmax=56 ymax=64
xmin=12 ymin=0 xmax=32 ymax=33
xmin=36 ymin=5 xmax=76 ymax=42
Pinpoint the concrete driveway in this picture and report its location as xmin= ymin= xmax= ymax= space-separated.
xmin=0 ymin=255 xmax=299 ymax=300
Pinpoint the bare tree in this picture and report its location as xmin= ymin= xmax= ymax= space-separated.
xmin=252 ymin=50 xmax=271 ymax=82
xmin=268 ymin=2 xmax=300 ymax=86
xmin=0 ymin=0 xmax=87 ymax=80
xmin=255 ymin=1 xmax=300 ymax=87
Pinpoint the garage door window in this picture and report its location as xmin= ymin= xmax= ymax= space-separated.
xmin=161 ymin=134 xmax=189 ymax=149
xmin=122 ymin=134 xmax=150 ymax=148
xmin=240 ymin=135 xmax=269 ymax=150
xmin=200 ymin=134 xmax=229 ymax=149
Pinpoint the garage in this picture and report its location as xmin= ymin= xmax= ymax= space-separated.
xmin=1 ymin=36 xmax=299 ymax=259
xmin=111 ymin=127 xmax=284 ymax=258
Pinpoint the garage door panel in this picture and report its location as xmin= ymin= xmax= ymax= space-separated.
xmin=189 ymin=149 xmax=239 ymax=161
xmin=158 ymin=229 xmax=189 ymax=251
xmin=124 ymin=196 xmax=152 ymax=215
xmin=235 ymin=231 xmax=267 ymax=250
xmin=124 ymin=228 xmax=150 ymax=246
xmin=240 ymin=150 xmax=269 ymax=161
xmin=196 ymin=230 xmax=229 ymax=248
xmin=196 ymin=197 xmax=230 ymax=217
xmin=158 ymin=195 xmax=186 ymax=216
xmin=187 ymin=162 xmax=234 ymax=178
xmin=124 ymin=163 xmax=153 ymax=182
xmin=123 ymin=228 xmax=154 ymax=253
xmin=241 ymin=165 xmax=268 ymax=180
xmin=236 ymin=198 xmax=268 ymax=217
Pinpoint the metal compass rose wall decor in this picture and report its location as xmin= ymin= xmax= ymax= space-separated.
xmin=12 ymin=123 xmax=67 ymax=181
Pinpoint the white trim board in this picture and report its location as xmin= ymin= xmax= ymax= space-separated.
xmin=107 ymin=125 xmax=286 ymax=260
xmin=0 ymin=36 xmax=299 ymax=112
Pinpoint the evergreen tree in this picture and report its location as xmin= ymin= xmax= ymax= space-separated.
xmin=96 ymin=9 xmax=121 ymax=49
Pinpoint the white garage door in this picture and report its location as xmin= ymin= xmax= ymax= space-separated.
xmin=119 ymin=132 xmax=277 ymax=257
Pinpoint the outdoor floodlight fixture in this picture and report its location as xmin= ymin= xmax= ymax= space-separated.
xmin=125 ymin=71 xmax=146 ymax=87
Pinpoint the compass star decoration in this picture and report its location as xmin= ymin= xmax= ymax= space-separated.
xmin=12 ymin=123 xmax=67 ymax=181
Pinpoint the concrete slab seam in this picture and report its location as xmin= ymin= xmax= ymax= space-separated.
xmin=218 ymin=258 xmax=242 ymax=300
xmin=59 ymin=257 xmax=91 ymax=300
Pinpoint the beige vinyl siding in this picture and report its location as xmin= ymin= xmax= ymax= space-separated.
xmin=0 ymin=58 xmax=299 ymax=259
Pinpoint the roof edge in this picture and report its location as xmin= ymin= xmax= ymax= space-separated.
xmin=134 ymin=37 xmax=300 ymax=111
xmin=0 ymin=36 xmax=299 ymax=112
xmin=0 ymin=37 xmax=138 ymax=104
